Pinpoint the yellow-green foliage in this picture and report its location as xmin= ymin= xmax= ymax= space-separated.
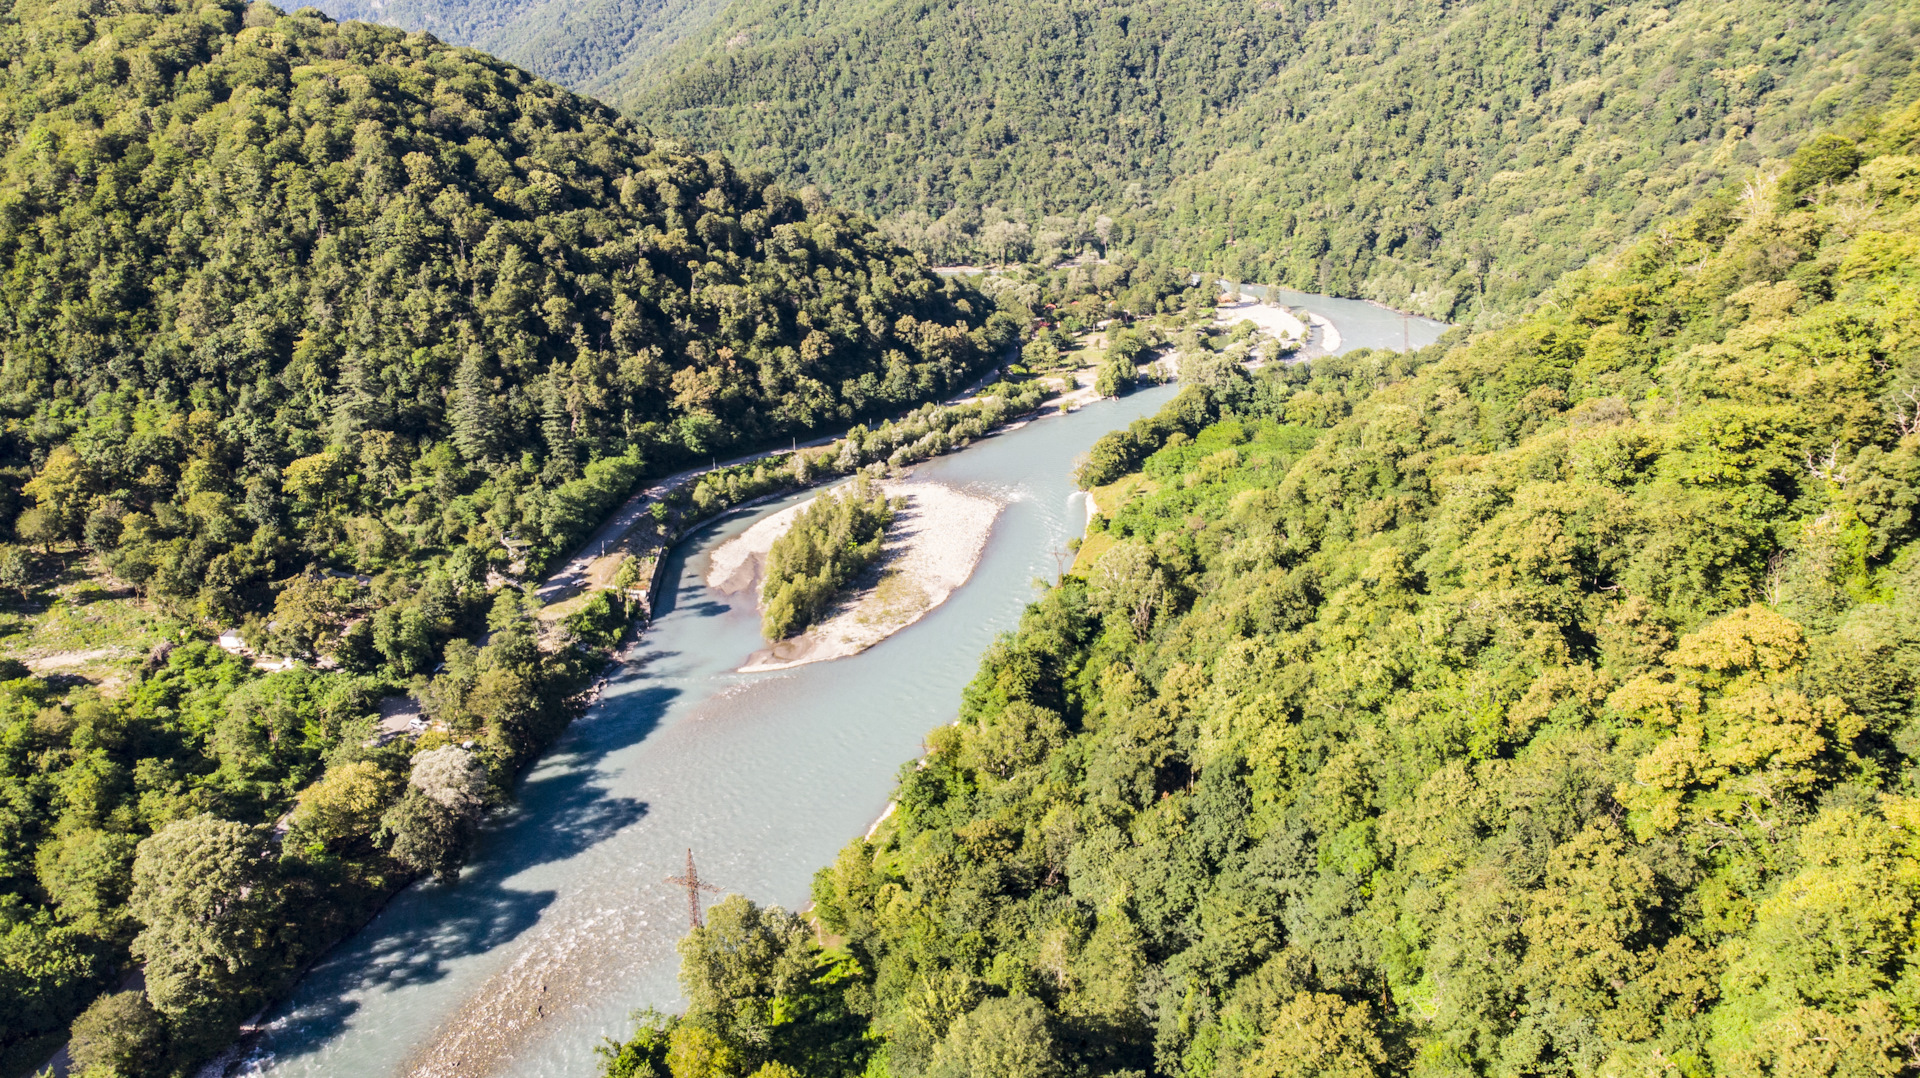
xmin=648 ymin=127 xmax=1920 ymax=1078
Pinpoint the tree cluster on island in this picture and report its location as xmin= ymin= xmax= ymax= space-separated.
xmin=759 ymin=475 xmax=898 ymax=641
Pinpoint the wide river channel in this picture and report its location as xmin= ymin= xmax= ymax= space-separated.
xmin=243 ymin=298 xmax=1448 ymax=1078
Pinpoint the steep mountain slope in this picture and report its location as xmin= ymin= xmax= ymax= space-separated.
xmin=619 ymin=0 xmax=1314 ymax=240
xmin=0 ymin=0 xmax=1010 ymax=1068
xmin=0 ymin=0 xmax=1009 ymax=611
xmin=307 ymin=0 xmax=730 ymax=92
xmin=622 ymin=0 xmax=1920 ymax=322
xmin=606 ymin=111 xmax=1920 ymax=1078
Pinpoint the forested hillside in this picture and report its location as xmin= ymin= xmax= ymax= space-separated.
xmin=0 ymin=0 xmax=1012 ymax=1069
xmin=307 ymin=0 xmax=729 ymax=93
xmin=605 ymin=113 xmax=1920 ymax=1077
xmin=621 ymin=0 xmax=1920 ymax=322
xmin=0 ymin=0 xmax=1009 ymax=612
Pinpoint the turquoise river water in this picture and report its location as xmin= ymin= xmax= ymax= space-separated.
xmin=243 ymin=385 xmax=1180 ymax=1078
xmin=241 ymin=292 xmax=1446 ymax=1078
xmin=1223 ymin=282 xmax=1450 ymax=355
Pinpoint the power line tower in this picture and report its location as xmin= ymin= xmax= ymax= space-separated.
xmin=1050 ymin=544 xmax=1074 ymax=580
xmin=666 ymin=848 xmax=722 ymax=930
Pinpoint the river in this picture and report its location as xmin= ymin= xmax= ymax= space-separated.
xmin=242 ymin=384 xmax=1182 ymax=1078
xmin=932 ymin=271 xmax=1452 ymax=357
xmin=1219 ymin=283 xmax=1451 ymax=355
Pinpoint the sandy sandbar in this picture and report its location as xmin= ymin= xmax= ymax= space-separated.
xmin=704 ymin=482 xmax=854 ymax=597
xmin=1307 ymin=311 xmax=1342 ymax=352
xmin=1214 ymin=297 xmax=1307 ymax=342
xmin=707 ymin=481 xmax=1001 ymax=672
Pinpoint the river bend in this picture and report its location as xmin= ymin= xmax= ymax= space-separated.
xmin=244 ymin=386 xmax=1181 ymax=1078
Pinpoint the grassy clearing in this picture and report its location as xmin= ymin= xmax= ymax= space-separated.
xmin=0 ymin=554 xmax=182 ymax=689
xmin=1073 ymin=474 xmax=1159 ymax=574
xmin=1089 ymin=473 xmax=1158 ymax=516
xmin=1070 ymin=531 xmax=1116 ymax=576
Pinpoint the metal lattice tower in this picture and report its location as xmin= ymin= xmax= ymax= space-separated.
xmin=666 ymin=848 xmax=722 ymax=929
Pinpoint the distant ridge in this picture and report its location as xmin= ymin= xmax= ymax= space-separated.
xmin=619 ymin=0 xmax=1920 ymax=322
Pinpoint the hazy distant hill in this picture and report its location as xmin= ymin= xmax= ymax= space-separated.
xmin=307 ymin=0 xmax=730 ymax=91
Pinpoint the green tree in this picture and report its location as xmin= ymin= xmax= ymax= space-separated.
xmin=269 ymin=575 xmax=343 ymax=659
xmin=666 ymin=1024 xmax=742 ymax=1078
xmin=289 ymin=761 xmax=402 ymax=853
xmin=1776 ymin=133 xmax=1866 ymax=210
xmin=0 ymin=910 xmax=108 ymax=1056
xmin=451 ymin=352 xmax=503 ymax=465
xmin=1022 ymin=338 xmax=1060 ymax=369
xmin=1094 ymin=358 xmax=1135 ymax=398
xmin=0 ymin=546 xmax=34 ymax=602
xmin=35 ymin=828 xmax=139 ymax=929
xmin=15 ymin=509 xmax=59 ymax=554
xmin=928 ymin=996 xmax=1060 ymax=1078
xmin=381 ymin=747 xmax=489 ymax=882
xmin=677 ymin=895 xmax=815 ymax=1053
xmin=1107 ymin=330 xmax=1149 ymax=365
xmin=1244 ymin=994 xmax=1386 ymax=1078
xmin=598 ymin=1008 xmax=675 ymax=1078
xmin=127 ymin=816 xmax=279 ymax=1018
xmin=20 ymin=447 xmax=95 ymax=542
xmin=67 ymin=990 xmax=168 ymax=1077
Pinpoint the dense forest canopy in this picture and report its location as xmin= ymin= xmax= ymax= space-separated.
xmin=605 ymin=111 xmax=1920 ymax=1078
xmin=0 ymin=0 xmax=1014 ymax=616
xmin=2 ymin=0 xmax=1917 ymax=1069
xmin=615 ymin=0 xmax=1920 ymax=322
xmin=0 ymin=0 xmax=1022 ymax=1069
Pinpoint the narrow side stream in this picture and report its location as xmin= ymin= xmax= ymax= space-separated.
xmin=244 ymin=385 xmax=1180 ymax=1078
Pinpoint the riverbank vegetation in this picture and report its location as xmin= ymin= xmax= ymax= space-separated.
xmin=604 ymin=118 xmax=1920 ymax=1077
xmin=597 ymin=265 xmax=1206 ymax=565
xmin=0 ymin=0 xmax=1039 ymax=1067
xmin=761 ymin=478 xmax=898 ymax=640
xmin=0 ymin=573 xmax=632 ymax=1075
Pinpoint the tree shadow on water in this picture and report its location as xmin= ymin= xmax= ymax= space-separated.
xmin=256 ymin=867 xmax=566 ymax=1063
xmin=651 ymin=520 xmax=754 ymax=622
xmin=254 ymin=686 xmax=681 ymax=1065
xmin=669 ymin=596 xmax=734 ymax=619
xmin=657 ymin=565 xmax=733 ymax=619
